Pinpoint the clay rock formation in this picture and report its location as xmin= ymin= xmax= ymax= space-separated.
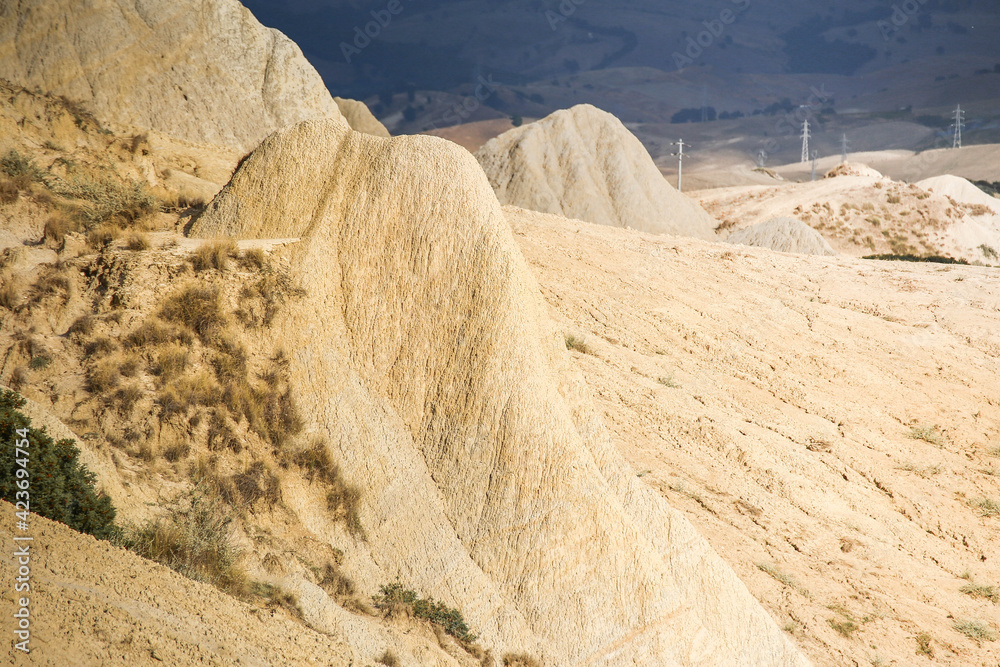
xmin=824 ymin=162 xmax=884 ymax=179
xmin=727 ymin=217 xmax=836 ymax=255
xmin=474 ymin=104 xmax=718 ymax=239
xmin=917 ymin=174 xmax=1000 ymax=215
xmin=191 ymin=118 xmax=808 ymax=666
xmin=335 ymin=97 xmax=390 ymax=138
xmin=0 ymin=0 xmax=345 ymax=151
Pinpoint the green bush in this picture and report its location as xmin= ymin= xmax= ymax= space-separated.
xmin=373 ymin=582 xmax=478 ymax=643
xmin=0 ymin=389 xmax=117 ymax=539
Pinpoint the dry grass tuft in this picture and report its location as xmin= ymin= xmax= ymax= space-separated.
xmin=151 ymin=343 xmax=190 ymax=380
xmin=157 ymin=371 xmax=219 ymax=418
xmin=192 ymin=240 xmax=239 ymax=272
xmin=126 ymin=232 xmax=150 ymax=251
xmin=159 ymin=285 xmax=227 ymax=342
xmin=907 ymin=425 xmax=946 ymax=446
xmin=221 ymin=461 xmax=282 ymax=509
xmin=0 ymin=278 xmax=20 ymax=310
xmin=124 ymin=318 xmax=193 ymax=349
xmin=953 ymin=619 xmax=997 ymax=642
xmin=915 ymin=632 xmax=934 ymax=657
xmin=564 ymin=334 xmax=593 ymax=355
xmin=239 ymin=248 xmax=268 ymax=271
xmin=375 ymin=650 xmax=399 ymax=667
xmin=960 ymin=581 xmax=999 ymax=603
xmin=118 ymin=488 xmax=249 ymax=598
xmin=503 ymin=653 xmax=542 ymax=667
xmin=969 ymin=497 xmax=1000 ymax=517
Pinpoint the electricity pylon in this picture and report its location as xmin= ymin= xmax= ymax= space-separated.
xmin=952 ymin=104 xmax=965 ymax=149
xmin=671 ymin=139 xmax=686 ymax=192
xmin=800 ymin=119 xmax=811 ymax=164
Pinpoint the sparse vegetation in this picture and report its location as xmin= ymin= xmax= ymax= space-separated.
xmin=915 ymin=632 xmax=934 ymax=657
xmin=1 ymin=149 xmax=44 ymax=189
xmin=118 ymin=485 xmax=249 ymax=597
xmin=829 ymin=618 xmax=859 ymax=638
xmin=657 ymin=374 xmax=679 ymax=388
xmin=0 ymin=390 xmax=118 ymax=539
xmin=969 ymin=497 xmax=1000 ymax=517
xmin=907 ymin=425 xmax=946 ymax=446
xmin=376 ymin=650 xmax=400 ymax=667
xmin=372 ymin=582 xmax=478 ymax=644
xmin=126 ymin=232 xmax=150 ymax=251
xmin=952 ymin=619 xmax=997 ymax=642
xmin=564 ymin=334 xmax=593 ymax=354
xmin=897 ymin=462 xmax=942 ymax=478
xmin=960 ymin=581 xmax=999 ymax=603
xmin=159 ymin=284 xmax=228 ymax=342
xmin=503 ymin=653 xmax=542 ymax=667
xmin=53 ymin=170 xmax=157 ymax=228
xmin=757 ymin=563 xmax=809 ymax=597
xmin=192 ymin=239 xmax=239 ymax=272
xmin=862 ymin=254 xmax=968 ymax=265
xmin=979 ymin=244 xmax=998 ymax=260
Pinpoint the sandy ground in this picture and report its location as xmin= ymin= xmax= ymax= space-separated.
xmin=510 ymin=206 xmax=1000 ymax=667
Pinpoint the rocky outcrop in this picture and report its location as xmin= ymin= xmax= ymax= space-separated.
xmin=0 ymin=0 xmax=345 ymax=151
xmin=335 ymin=97 xmax=390 ymax=138
xmin=474 ymin=104 xmax=718 ymax=239
xmin=191 ymin=118 xmax=808 ymax=665
xmin=727 ymin=217 xmax=836 ymax=255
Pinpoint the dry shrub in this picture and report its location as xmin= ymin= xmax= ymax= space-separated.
xmin=43 ymin=214 xmax=74 ymax=244
xmin=151 ymin=343 xmax=189 ymax=380
xmin=503 ymin=653 xmax=542 ymax=667
xmin=119 ymin=354 xmax=141 ymax=378
xmin=192 ymin=240 xmax=239 ymax=272
xmin=157 ymin=371 xmax=219 ymax=418
xmin=129 ymin=133 xmax=150 ymax=155
xmin=327 ymin=483 xmax=364 ymax=537
xmin=236 ymin=274 xmax=303 ymax=328
xmin=119 ymin=487 xmax=249 ymax=598
xmin=376 ymin=650 xmax=399 ymax=667
xmin=8 ymin=366 xmax=28 ymax=390
xmin=32 ymin=271 xmax=71 ymax=300
xmin=83 ymin=335 xmax=118 ymax=357
xmin=208 ymin=412 xmax=242 ymax=454
xmin=87 ymin=224 xmax=119 ymax=249
xmin=126 ymin=232 xmax=150 ymax=251
xmin=0 ymin=178 xmax=18 ymax=204
xmin=0 ymin=278 xmax=20 ymax=310
xmin=113 ymin=384 xmax=143 ymax=412
xmin=54 ymin=171 xmax=157 ymax=228
xmin=222 ymin=461 xmax=282 ymax=508
xmin=239 ymin=248 xmax=267 ymax=271
xmin=260 ymin=584 xmax=303 ymax=620
xmin=87 ymin=362 xmax=121 ymax=393
xmin=159 ymin=284 xmax=227 ymax=342
xmin=124 ymin=318 xmax=193 ymax=349
xmin=162 ymin=442 xmax=191 ymax=462
xmin=564 ymin=334 xmax=593 ymax=355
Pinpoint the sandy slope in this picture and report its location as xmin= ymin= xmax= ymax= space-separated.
xmin=510 ymin=207 xmax=1000 ymax=667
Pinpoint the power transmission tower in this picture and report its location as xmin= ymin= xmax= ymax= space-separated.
xmin=800 ymin=118 xmax=811 ymax=164
xmin=952 ymin=104 xmax=965 ymax=149
xmin=841 ymin=133 xmax=849 ymax=163
xmin=755 ymin=149 xmax=767 ymax=168
xmin=671 ymin=139 xmax=687 ymax=192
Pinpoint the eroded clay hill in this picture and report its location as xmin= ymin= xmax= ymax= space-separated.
xmin=474 ymin=105 xmax=718 ymax=239
xmin=189 ymin=117 xmax=807 ymax=666
xmin=509 ymin=208 xmax=1000 ymax=666
xmin=697 ymin=165 xmax=1000 ymax=264
xmin=726 ymin=217 xmax=836 ymax=256
xmin=0 ymin=0 xmax=345 ymax=151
